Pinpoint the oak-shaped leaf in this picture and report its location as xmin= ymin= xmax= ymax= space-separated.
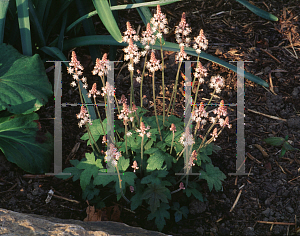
xmin=147 ymin=202 xmax=170 ymax=232
xmin=142 ymin=183 xmax=171 ymax=213
xmin=199 ymin=163 xmax=226 ymax=191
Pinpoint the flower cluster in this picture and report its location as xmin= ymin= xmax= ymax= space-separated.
xmin=219 ymin=116 xmax=232 ymax=129
xmin=118 ymin=102 xmax=134 ymax=125
xmin=175 ymin=12 xmax=192 ymax=47
xmin=147 ymin=51 xmax=161 ymax=72
xmin=101 ymin=82 xmax=115 ymax=97
xmin=91 ymin=53 xmax=111 ymax=77
xmin=179 ymin=127 xmax=195 ymax=147
xmin=123 ymin=38 xmax=140 ymax=71
xmin=170 ymin=123 xmax=176 ymax=132
xmin=193 ymin=29 xmax=208 ymax=54
xmin=188 ymin=150 xmax=197 ymax=167
xmin=141 ymin=23 xmax=156 ymax=53
xmin=123 ymin=21 xmax=139 ymax=43
xmin=209 ymin=74 xmax=224 ymax=93
xmin=87 ymin=83 xmax=101 ymax=98
xmin=68 ymin=51 xmax=88 ymax=89
xmin=105 ymin=143 xmax=122 ymax=167
xmin=151 ymin=5 xmax=169 ymax=38
xmin=210 ymin=127 xmax=218 ymax=141
xmin=176 ymin=45 xmax=190 ymax=61
xmin=76 ymin=106 xmax=92 ymax=128
xmin=191 ymin=102 xmax=208 ymax=130
xmin=136 ymin=121 xmax=151 ymax=138
xmin=194 ymin=62 xmax=208 ymax=84
xmin=213 ymin=100 xmax=227 ymax=118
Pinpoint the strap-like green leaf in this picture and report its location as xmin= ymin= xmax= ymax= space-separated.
xmin=0 ymin=0 xmax=10 ymax=44
xmin=235 ymin=0 xmax=278 ymax=21
xmin=62 ymin=35 xmax=269 ymax=87
xmin=92 ymin=0 xmax=122 ymax=43
xmin=16 ymin=0 xmax=32 ymax=56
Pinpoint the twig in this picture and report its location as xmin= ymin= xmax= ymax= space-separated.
xmin=230 ymin=189 xmax=242 ymax=212
xmin=253 ymin=144 xmax=269 ymax=158
xmin=275 ymin=160 xmax=286 ymax=174
xmin=257 ymin=221 xmax=295 ymax=226
xmin=288 ymin=175 xmax=300 ymax=183
xmin=260 ymin=48 xmax=282 ymax=64
xmin=247 ymin=109 xmax=287 ymax=122
xmin=246 ymin=152 xmax=262 ymax=164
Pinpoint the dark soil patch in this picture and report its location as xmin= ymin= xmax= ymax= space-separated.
xmin=1 ymin=0 xmax=300 ymax=235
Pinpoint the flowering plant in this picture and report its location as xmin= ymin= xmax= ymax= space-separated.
xmin=56 ymin=5 xmax=235 ymax=232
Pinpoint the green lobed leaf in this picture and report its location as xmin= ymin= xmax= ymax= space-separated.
xmin=142 ymin=183 xmax=171 ymax=213
xmin=80 ymin=165 xmax=99 ymax=191
xmin=184 ymin=181 xmax=203 ymax=201
xmin=0 ymin=112 xmax=53 ymax=174
xmin=0 ymin=44 xmax=53 ymax=114
xmin=145 ymin=148 xmax=176 ymax=170
xmin=147 ymin=202 xmax=170 ymax=231
xmin=199 ymin=163 xmax=226 ymax=192
xmin=82 ymin=183 xmax=100 ymax=201
xmin=130 ymin=179 xmax=144 ymax=211
xmin=117 ymin=156 xmax=130 ymax=172
xmin=80 ymin=119 xmax=106 ymax=145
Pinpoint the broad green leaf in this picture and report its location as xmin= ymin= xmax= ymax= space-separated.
xmin=199 ymin=163 xmax=226 ymax=191
xmin=184 ymin=181 xmax=203 ymax=201
xmin=0 ymin=112 xmax=53 ymax=174
xmin=279 ymin=148 xmax=286 ymax=158
xmin=55 ymin=167 xmax=77 ymax=180
xmin=282 ymin=141 xmax=298 ymax=152
xmin=115 ymin=172 xmax=137 ymax=194
xmin=147 ymin=202 xmax=170 ymax=231
xmin=16 ymin=0 xmax=32 ymax=56
xmin=263 ymin=137 xmax=285 ymax=147
xmin=80 ymin=165 xmax=99 ymax=191
xmin=130 ymin=180 xmax=144 ymax=211
xmin=174 ymin=204 xmax=189 ymax=223
xmin=0 ymin=44 xmax=52 ymax=114
xmin=82 ymin=183 xmax=100 ymax=200
xmin=0 ymin=0 xmax=10 ymax=44
xmin=80 ymin=119 xmax=106 ymax=145
xmin=235 ymin=0 xmax=278 ymax=21
xmin=141 ymin=170 xmax=168 ymax=185
xmin=142 ymin=183 xmax=171 ymax=213
xmin=117 ymin=156 xmax=130 ymax=172
xmin=62 ymin=35 xmax=269 ymax=87
xmin=145 ymin=148 xmax=176 ymax=170
xmin=93 ymin=173 xmax=116 ymax=187
xmin=92 ymin=0 xmax=122 ymax=43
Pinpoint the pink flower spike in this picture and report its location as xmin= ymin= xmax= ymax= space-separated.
xmin=130 ymin=186 xmax=135 ymax=193
xmin=88 ymin=83 xmax=101 ymax=98
xmin=193 ymin=29 xmax=208 ymax=54
xmin=179 ymin=182 xmax=185 ymax=190
xmin=147 ymin=51 xmax=161 ymax=72
xmin=92 ymin=53 xmax=111 ymax=77
xmin=131 ymin=160 xmax=139 ymax=172
xmin=170 ymin=123 xmax=176 ymax=132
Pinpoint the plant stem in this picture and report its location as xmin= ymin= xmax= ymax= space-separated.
xmin=140 ymin=54 xmax=148 ymax=108
xmin=93 ymin=96 xmax=105 ymax=134
xmin=152 ymin=71 xmax=163 ymax=142
xmin=167 ymin=61 xmax=182 ymax=116
xmin=116 ymin=165 xmax=130 ymax=204
xmin=141 ymin=135 xmax=144 ymax=176
xmin=130 ymin=59 xmax=134 ymax=110
xmin=125 ymin=123 xmax=128 ymax=155
xmin=160 ymin=38 xmax=166 ymax=126
xmin=170 ymin=131 xmax=175 ymax=154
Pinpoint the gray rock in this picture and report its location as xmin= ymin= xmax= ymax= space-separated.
xmin=262 ymin=208 xmax=271 ymax=217
xmin=286 ymin=207 xmax=294 ymax=213
xmin=0 ymin=208 xmax=169 ymax=236
xmin=243 ymin=226 xmax=256 ymax=236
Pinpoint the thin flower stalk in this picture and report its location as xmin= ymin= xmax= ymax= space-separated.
xmin=136 ymin=122 xmax=151 ymax=175
xmin=151 ymin=5 xmax=169 ymax=125
xmin=147 ymin=51 xmax=163 ymax=141
xmin=170 ymin=123 xmax=176 ymax=154
xmin=140 ymin=23 xmax=156 ymax=109
xmin=123 ymin=22 xmax=140 ymax=109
